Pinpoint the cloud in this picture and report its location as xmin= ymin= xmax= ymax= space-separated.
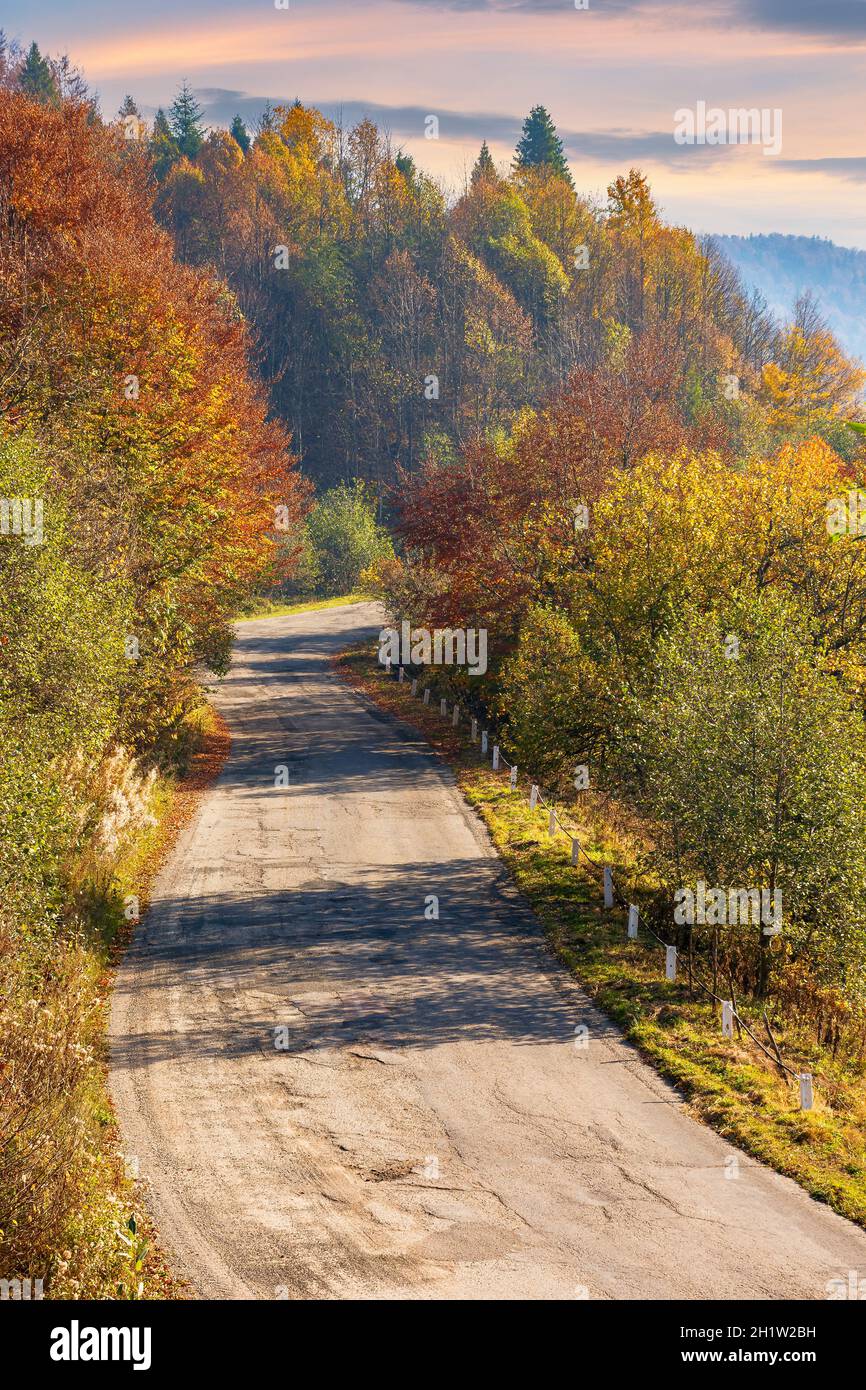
xmin=562 ymin=128 xmax=736 ymax=166
xmin=196 ymin=90 xmax=521 ymax=140
xmin=744 ymin=0 xmax=866 ymax=37
xmin=778 ymin=156 xmax=866 ymax=183
xmin=389 ymin=0 xmax=680 ymax=11
xmin=196 ymin=89 xmax=755 ymax=170
xmin=392 ymin=0 xmax=866 ymax=39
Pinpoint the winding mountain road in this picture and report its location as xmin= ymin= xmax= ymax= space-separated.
xmin=110 ymin=601 xmax=866 ymax=1300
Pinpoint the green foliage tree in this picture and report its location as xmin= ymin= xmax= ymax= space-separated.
xmin=17 ymin=41 xmax=57 ymax=104
xmin=150 ymin=108 xmax=179 ymax=177
xmin=0 ymin=430 xmax=129 ymax=955
xmin=169 ymin=81 xmax=204 ymax=159
xmin=229 ymin=114 xmax=250 ymax=153
xmin=303 ymin=482 xmax=394 ymax=595
xmin=471 ymin=140 xmax=496 ymax=185
xmin=513 ymin=106 xmax=572 ymax=185
xmin=618 ymin=592 xmax=866 ymax=999
xmin=497 ymin=605 xmax=612 ymax=791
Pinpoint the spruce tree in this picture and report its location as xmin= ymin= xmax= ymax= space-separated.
xmin=150 ymin=108 xmax=180 ymax=179
xmin=230 ymin=115 xmax=251 ymax=154
xmin=471 ymin=140 xmax=496 ymax=185
xmin=513 ymin=106 xmax=572 ymax=184
xmin=17 ymin=42 xmax=58 ymax=105
xmin=168 ymin=81 xmax=204 ymax=159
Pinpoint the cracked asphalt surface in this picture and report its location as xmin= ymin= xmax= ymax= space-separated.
xmin=109 ymin=601 xmax=866 ymax=1299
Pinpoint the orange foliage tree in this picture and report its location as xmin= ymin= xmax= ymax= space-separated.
xmin=0 ymin=89 xmax=309 ymax=741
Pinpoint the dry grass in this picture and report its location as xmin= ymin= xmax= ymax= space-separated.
xmin=0 ymin=702 xmax=230 ymax=1299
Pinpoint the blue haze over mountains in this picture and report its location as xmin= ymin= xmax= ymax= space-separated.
xmin=712 ymin=234 xmax=866 ymax=365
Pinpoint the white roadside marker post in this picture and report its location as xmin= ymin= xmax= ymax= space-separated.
xmin=481 ymin=730 xmax=488 ymax=755
xmin=452 ymin=704 xmax=459 ymax=726
xmin=492 ymin=745 xmax=500 ymax=770
xmin=721 ymin=1000 xmax=734 ymax=1039
xmin=423 ymin=688 xmax=430 ymax=705
xmin=665 ymin=945 xmax=677 ymax=981
xmin=627 ymin=905 xmax=639 ymax=939
xmin=510 ymin=765 xmax=518 ymax=789
xmin=799 ymin=1073 xmax=814 ymax=1111
xmin=411 ymin=678 xmax=418 ymax=695
xmin=529 ymin=784 xmax=539 ymax=811
xmin=440 ymin=698 xmax=447 ymax=717
xmin=603 ymin=865 xmax=614 ymax=909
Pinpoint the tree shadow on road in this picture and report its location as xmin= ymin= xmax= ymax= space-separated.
xmin=111 ymin=858 xmax=620 ymax=1070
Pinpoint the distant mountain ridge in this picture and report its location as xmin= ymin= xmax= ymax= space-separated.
xmin=711 ymin=233 xmax=866 ymax=364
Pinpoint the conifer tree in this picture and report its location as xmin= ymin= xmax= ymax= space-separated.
xmin=17 ymin=42 xmax=58 ymax=104
xmin=230 ymin=114 xmax=250 ymax=154
xmin=168 ymin=81 xmax=204 ymax=159
xmin=513 ymin=106 xmax=572 ymax=184
xmin=150 ymin=108 xmax=179 ymax=178
xmin=471 ymin=140 xmax=496 ymax=184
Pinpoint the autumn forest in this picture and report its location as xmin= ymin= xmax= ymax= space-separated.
xmin=4 ymin=32 xmax=866 ymax=1304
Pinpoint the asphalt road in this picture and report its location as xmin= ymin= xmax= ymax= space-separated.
xmin=109 ymin=601 xmax=866 ymax=1300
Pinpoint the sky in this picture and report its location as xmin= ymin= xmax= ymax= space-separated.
xmin=4 ymin=0 xmax=866 ymax=247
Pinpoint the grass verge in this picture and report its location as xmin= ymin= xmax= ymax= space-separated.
xmin=236 ymin=592 xmax=370 ymax=621
xmin=1 ymin=700 xmax=230 ymax=1299
xmin=336 ymin=642 xmax=866 ymax=1231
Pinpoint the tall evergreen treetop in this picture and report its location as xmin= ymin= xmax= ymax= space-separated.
xmin=169 ymin=81 xmax=205 ymax=159
xmin=17 ymin=42 xmax=58 ymax=105
xmin=230 ymin=115 xmax=251 ymax=154
xmin=471 ymin=140 xmax=496 ymax=185
xmin=513 ymin=106 xmax=572 ymax=185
